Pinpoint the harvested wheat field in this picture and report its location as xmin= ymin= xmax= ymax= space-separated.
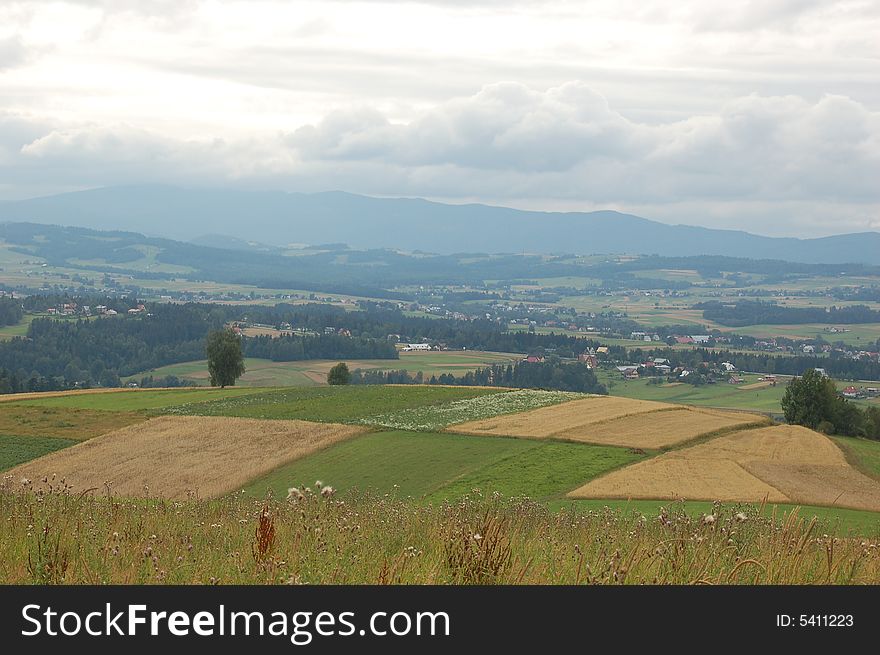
xmin=0 ymin=387 xmax=155 ymax=403
xmin=738 ymin=381 xmax=772 ymax=390
xmin=570 ymin=425 xmax=880 ymax=511
xmin=7 ymin=416 xmax=366 ymax=499
xmin=451 ymin=395 xmax=765 ymax=448
xmin=451 ymin=396 xmax=672 ymax=438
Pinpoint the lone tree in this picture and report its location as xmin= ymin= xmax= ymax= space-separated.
xmin=206 ymin=329 xmax=245 ymax=388
xmin=327 ymin=362 xmax=351 ymax=385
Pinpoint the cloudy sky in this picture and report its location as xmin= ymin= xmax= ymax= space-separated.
xmin=1 ymin=0 xmax=878 ymax=237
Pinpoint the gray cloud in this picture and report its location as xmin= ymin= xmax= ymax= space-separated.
xmin=3 ymin=83 xmax=878 ymax=236
xmin=0 ymin=36 xmax=28 ymax=71
xmin=283 ymin=84 xmax=880 ymax=204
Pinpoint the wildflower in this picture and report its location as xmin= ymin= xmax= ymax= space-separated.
xmin=702 ymin=514 xmax=717 ymax=525
xmin=321 ymin=485 xmax=335 ymax=498
xmin=735 ymin=512 xmax=748 ymax=522
xmin=287 ymin=487 xmax=305 ymax=502
xmin=315 ymin=480 xmax=323 ymax=488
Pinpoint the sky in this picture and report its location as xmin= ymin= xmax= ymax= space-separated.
xmin=0 ymin=0 xmax=878 ymax=237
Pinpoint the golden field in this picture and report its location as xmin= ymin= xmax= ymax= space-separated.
xmin=451 ymin=395 xmax=767 ymax=448
xmin=451 ymin=396 xmax=672 ymax=437
xmin=570 ymin=425 xmax=880 ymax=511
xmin=6 ymin=415 xmax=366 ymax=499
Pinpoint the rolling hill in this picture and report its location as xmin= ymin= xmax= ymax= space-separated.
xmin=1 ymin=185 xmax=879 ymax=264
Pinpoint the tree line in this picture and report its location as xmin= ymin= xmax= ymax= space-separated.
xmin=0 ymin=297 xmax=23 ymax=327
xmin=782 ymin=369 xmax=880 ymax=439
xmin=350 ymin=359 xmax=608 ymax=394
xmin=696 ymin=300 xmax=880 ymax=327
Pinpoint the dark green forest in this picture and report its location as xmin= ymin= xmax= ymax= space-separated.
xmin=351 ymin=359 xmax=608 ymax=394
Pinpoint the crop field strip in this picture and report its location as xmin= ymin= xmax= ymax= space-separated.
xmin=164 ymin=385 xmax=508 ymax=423
xmin=450 ymin=396 xmax=673 ymax=437
xmin=0 ymin=435 xmax=77 ymax=471
xmin=7 ymin=387 xmax=268 ymax=411
xmin=244 ymin=429 xmax=641 ymax=502
xmin=0 ymin=405 xmax=148 ymax=439
xmin=7 ymin=415 xmax=368 ymax=499
xmin=360 ymin=389 xmax=584 ymax=431
xmin=449 ymin=395 xmax=769 ymax=449
xmin=570 ymin=425 xmax=880 ymax=512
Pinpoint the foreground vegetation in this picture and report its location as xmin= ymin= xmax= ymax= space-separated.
xmin=3 ymin=486 xmax=878 ymax=584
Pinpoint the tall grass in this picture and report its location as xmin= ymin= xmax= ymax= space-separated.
xmin=2 ymin=478 xmax=878 ymax=584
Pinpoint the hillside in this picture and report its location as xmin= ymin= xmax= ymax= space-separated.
xmin=2 ymin=185 xmax=880 ymax=264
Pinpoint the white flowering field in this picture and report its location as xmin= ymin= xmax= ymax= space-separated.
xmin=359 ymin=389 xmax=586 ymax=431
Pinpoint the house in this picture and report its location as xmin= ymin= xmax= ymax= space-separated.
xmin=524 ymin=355 xmax=545 ymax=363
xmin=596 ymin=346 xmax=609 ymax=354
xmin=675 ymin=336 xmax=694 ymax=345
xmin=656 ymin=364 xmax=671 ymax=374
xmin=728 ymin=376 xmax=743 ymax=384
xmin=624 ymin=369 xmax=640 ymax=380
xmin=578 ymin=353 xmax=598 ymax=368
xmin=721 ymin=362 xmax=736 ymax=372
xmin=405 ymin=343 xmax=432 ymax=351
xmin=813 ymin=368 xmax=828 ymax=377
xmin=691 ymin=335 xmax=712 ymax=344
xmin=842 ymin=386 xmax=859 ymax=398
xmin=652 ymin=358 xmax=670 ymax=365
xmin=104 ymin=309 xmax=118 ymax=316
xmin=802 ymin=345 xmax=815 ymax=354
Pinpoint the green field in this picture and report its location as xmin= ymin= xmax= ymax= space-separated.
xmin=0 ymin=434 xmax=77 ymax=471
xmin=125 ymin=351 xmax=521 ymax=387
xmin=599 ymin=370 xmax=787 ymax=413
xmin=834 ymin=435 xmax=880 ymax=479
xmin=551 ymin=499 xmax=880 ymax=536
xmin=168 ymin=385 xmax=506 ymax=423
xmin=244 ymin=430 xmax=640 ymax=501
xmin=427 ymin=440 xmax=641 ymax=502
xmin=0 ymin=315 xmax=34 ymax=340
xmin=11 ymin=387 xmax=266 ymax=411
xmin=245 ymin=430 xmax=536 ymax=499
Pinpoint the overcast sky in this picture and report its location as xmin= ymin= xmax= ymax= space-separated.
xmin=1 ymin=0 xmax=878 ymax=237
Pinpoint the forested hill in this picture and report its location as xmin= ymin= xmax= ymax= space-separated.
xmin=2 ymin=185 xmax=880 ymax=264
xmin=2 ymin=223 xmax=880 ymax=299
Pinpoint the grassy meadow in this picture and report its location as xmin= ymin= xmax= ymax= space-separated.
xmin=3 ymin=488 xmax=879 ymax=584
xmin=243 ymin=429 xmax=640 ymax=501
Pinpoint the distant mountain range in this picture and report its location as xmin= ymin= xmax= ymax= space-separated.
xmin=0 ymin=185 xmax=878 ymax=265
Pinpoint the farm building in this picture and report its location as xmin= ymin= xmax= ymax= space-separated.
xmin=578 ymin=353 xmax=599 ymax=368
